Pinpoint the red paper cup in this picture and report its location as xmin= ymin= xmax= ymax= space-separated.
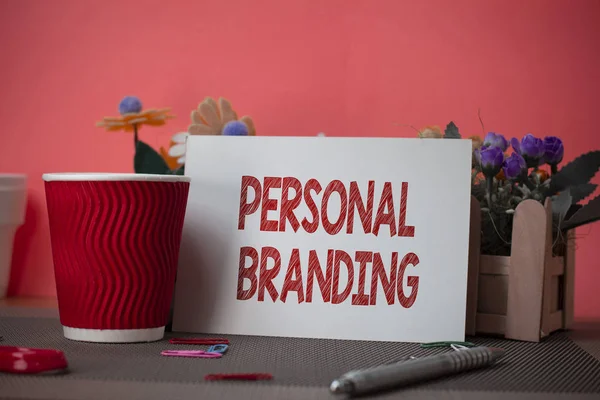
xmin=43 ymin=173 xmax=190 ymax=343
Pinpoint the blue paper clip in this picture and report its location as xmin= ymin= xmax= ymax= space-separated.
xmin=207 ymin=344 xmax=228 ymax=354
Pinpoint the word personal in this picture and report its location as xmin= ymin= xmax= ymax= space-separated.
xmin=238 ymin=176 xmax=415 ymax=237
xmin=237 ymin=247 xmax=419 ymax=307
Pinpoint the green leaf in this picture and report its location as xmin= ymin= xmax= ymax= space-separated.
xmin=172 ymin=165 xmax=185 ymax=176
xmin=570 ymin=183 xmax=597 ymax=204
xmin=551 ymin=188 xmax=572 ymax=225
xmin=444 ymin=121 xmax=461 ymax=139
xmin=547 ymin=150 xmax=600 ymax=196
xmin=562 ymin=194 xmax=600 ymax=231
xmin=565 ymin=204 xmax=582 ymax=220
xmin=134 ymin=140 xmax=170 ymax=174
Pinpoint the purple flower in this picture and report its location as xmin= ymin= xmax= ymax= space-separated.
xmin=477 ymin=146 xmax=504 ymax=178
xmin=511 ymin=134 xmax=544 ymax=168
xmin=483 ymin=132 xmax=508 ymax=151
xmin=543 ymin=136 xmax=564 ymax=165
xmin=502 ymin=153 xmax=527 ymax=180
xmin=118 ymin=96 xmax=143 ymax=115
xmin=222 ymin=120 xmax=249 ymax=136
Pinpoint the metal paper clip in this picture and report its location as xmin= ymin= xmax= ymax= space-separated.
xmin=450 ymin=344 xmax=470 ymax=351
xmin=161 ymin=350 xmax=222 ymax=358
xmin=207 ymin=344 xmax=228 ymax=354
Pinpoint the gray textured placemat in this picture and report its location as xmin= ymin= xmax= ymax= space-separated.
xmin=1 ymin=314 xmax=600 ymax=396
xmin=3 ymin=380 xmax=600 ymax=400
xmin=568 ymin=322 xmax=600 ymax=361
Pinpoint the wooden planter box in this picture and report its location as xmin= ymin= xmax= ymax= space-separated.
xmin=465 ymin=196 xmax=576 ymax=342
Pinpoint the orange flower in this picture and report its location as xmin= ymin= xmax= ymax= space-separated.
xmin=496 ymin=169 xmax=506 ymax=181
xmin=97 ymin=109 xmax=175 ymax=132
xmin=469 ymin=135 xmax=483 ymax=152
xmin=536 ymin=169 xmax=549 ymax=183
xmin=159 ymin=139 xmax=182 ymax=170
xmin=188 ymin=97 xmax=256 ymax=136
xmin=418 ymin=125 xmax=443 ymax=138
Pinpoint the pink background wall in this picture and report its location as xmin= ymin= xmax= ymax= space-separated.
xmin=1 ymin=0 xmax=599 ymax=318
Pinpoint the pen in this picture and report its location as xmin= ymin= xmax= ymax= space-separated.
xmin=330 ymin=346 xmax=505 ymax=396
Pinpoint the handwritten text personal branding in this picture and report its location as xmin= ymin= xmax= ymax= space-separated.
xmin=236 ymin=176 xmax=419 ymax=307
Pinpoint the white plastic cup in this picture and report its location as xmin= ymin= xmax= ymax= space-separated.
xmin=0 ymin=174 xmax=27 ymax=298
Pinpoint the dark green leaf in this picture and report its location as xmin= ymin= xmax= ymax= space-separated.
xmin=565 ymin=204 xmax=582 ymax=220
xmin=552 ymin=188 xmax=572 ymax=224
xmin=570 ymin=183 xmax=597 ymax=204
xmin=444 ymin=121 xmax=461 ymax=139
xmin=547 ymin=150 xmax=600 ymax=196
xmin=134 ymin=140 xmax=170 ymax=174
xmin=172 ymin=165 xmax=185 ymax=175
xmin=562 ymin=194 xmax=600 ymax=230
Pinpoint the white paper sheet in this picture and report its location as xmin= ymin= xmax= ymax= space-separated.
xmin=173 ymin=136 xmax=472 ymax=342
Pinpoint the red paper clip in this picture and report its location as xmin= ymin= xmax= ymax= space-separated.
xmin=205 ymin=373 xmax=273 ymax=381
xmin=161 ymin=350 xmax=222 ymax=359
xmin=169 ymin=338 xmax=229 ymax=345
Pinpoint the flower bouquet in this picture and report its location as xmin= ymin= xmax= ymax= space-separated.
xmin=418 ymin=123 xmax=600 ymax=256
xmin=97 ymin=96 xmax=256 ymax=175
xmin=418 ymin=122 xmax=600 ymax=341
xmin=473 ymin=132 xmax=600 ymax=256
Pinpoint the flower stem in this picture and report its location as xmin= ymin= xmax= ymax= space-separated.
xmin=519 ymin=172 xmax=535 ymax=191
xmin=133 ymin=124 xmax=139 ymax=148
xmin=551 ymin=164 xmax=558 ymax=176
xmin=486 ymin=176 xmax=493 ymax=209
xmin=524 ymin=178 xmax=535 ymax=191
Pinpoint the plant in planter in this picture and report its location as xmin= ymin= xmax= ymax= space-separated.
xmin=96 ymin=96 xmax=181 ymax=175
xmin=98 ymin=96 xmax=256 ymax=331
xmin=418 ymin=122 xmax=600 ymax=341
xmin=97 ymin=96 xmax=256 ymax=175
xmin=470 ymin=132 xmax=600 ymax=257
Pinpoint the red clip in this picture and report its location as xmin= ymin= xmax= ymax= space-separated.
xmin=169 ymin=338 xmax=229 ymax=345
xmin=0 ymin=346 xmax=68 ymax=374
xmin=161 ymin=350 xmax=222 ymax=358
xmin=205 ymin=373 xmax=273 ymax=381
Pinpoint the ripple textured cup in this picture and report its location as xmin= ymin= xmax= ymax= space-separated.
xmin=43 ymin=173 xmax=191 ymax=343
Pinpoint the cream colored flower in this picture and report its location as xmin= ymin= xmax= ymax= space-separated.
xmin=418 ymin=126 xmax=443 ymax=138
xmin=167 ymin=132 xmax=189 ymax=165
xmin=188 ymin=97 xmax=256 ymax=136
